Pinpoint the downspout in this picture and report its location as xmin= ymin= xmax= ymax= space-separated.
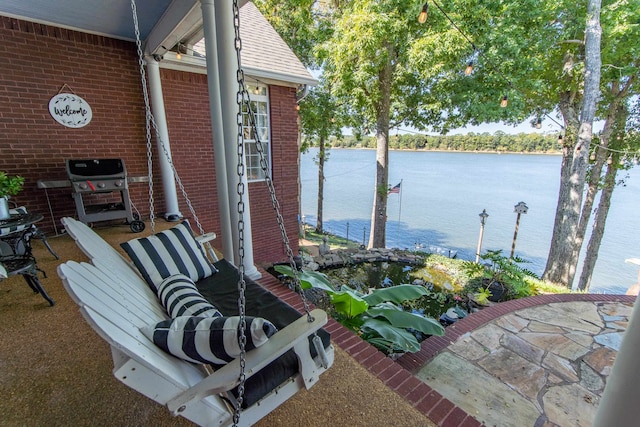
xmin=204 ymin=0 xmax=260 ymax=279
xmin=199 ymin=0 xmax=234 ymax=262
xmin=145 ymin=56 xmax=182 ymax=221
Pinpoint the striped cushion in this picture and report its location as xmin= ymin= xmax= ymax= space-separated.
xmin=120 ymin=221 xmax=217 ymax=293
xmin=141 ymin=316 xmax=278 ymax=365
xmin=157 ymin=274 xmax=222 ymax=318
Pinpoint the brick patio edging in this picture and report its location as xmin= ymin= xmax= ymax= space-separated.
xmin=257 ymin=270 xmax=636 ymax=427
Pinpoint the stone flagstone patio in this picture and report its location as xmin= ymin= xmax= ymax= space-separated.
xmin=411 ymin=300 xmax=631 ymax=426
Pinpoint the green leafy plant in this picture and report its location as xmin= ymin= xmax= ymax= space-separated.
xmin=0 ymin=172 xmax=24 ymax=199
xmin=274 ymin=265 xmax=445 ymax=354
xmin=462 ymin=250 xmax=538 ymax=302
xmin=472 ymin=287 xmax=492 ymax=305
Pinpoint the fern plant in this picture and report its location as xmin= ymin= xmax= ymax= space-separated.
xmin=462 ymin=250 xmax=538 ymax=301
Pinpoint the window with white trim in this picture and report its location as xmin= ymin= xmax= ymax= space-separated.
xmin=242 ymin=84 xmax=270 ymax=181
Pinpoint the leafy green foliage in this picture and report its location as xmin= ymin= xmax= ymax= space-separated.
xmin=360 ymin=318 xmax=422 ymax=353
xmin=327 ymin=285 xmax=369 ymax=318
xmin=274 ymin=264 xmax=444 ymax=354
xmin=0 ymin=172 xmax=24 ymax=198
xmin=462 ymin=250 xmax=538 ymax=301
xmin=363 ymin=284 xmax=431 ymax=306
xmin=366 ymin=305 xmax=443 ymax=335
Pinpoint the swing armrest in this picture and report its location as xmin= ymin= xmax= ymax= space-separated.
xmin=195 ymin=232 xmax=218 ymax=262
xmin=195 ymin=232 xmax=217 ymax=244
xmin=166 ymin=308 xmax=328 ymax=415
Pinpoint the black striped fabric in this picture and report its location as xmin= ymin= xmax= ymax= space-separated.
xmin=121 ymin=221 xmax=217 ymax=293
xmin=157 ymin=274 xmax=222 ymax=318
xmin=141 ymin=316 xmax=278 ymax=365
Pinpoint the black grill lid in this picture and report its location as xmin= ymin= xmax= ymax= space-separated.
xmin=66 ymin=159 xmax=126 ymax=179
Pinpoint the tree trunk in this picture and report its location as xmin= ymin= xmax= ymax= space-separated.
xmin=542 ymin=95 xmax=580 ymax=286
xmin=564 ymin=0 xmax=602 ymax=286
xmin=367 ymin=48 xmax=393 ymax=249
xmin=315 ymin=137 xmax=326 ymax=234
xmin=573 ymin=109 xmax=616 ymax=283
xmin=543 ymin=0 xmax=602 ymax=287
xmin=577 ymin=158 xmax=616 ymax=291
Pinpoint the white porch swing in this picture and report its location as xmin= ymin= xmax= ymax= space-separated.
xmin=57 ymin=1 xmax=333 ymax=425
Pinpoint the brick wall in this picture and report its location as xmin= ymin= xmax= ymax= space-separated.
xmin=0 ymin=16 xmax=300 ymax=264
xmin=251 ymin=85 xmax=301 ymax=262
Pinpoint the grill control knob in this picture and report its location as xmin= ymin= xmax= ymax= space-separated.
xmin=97 ymin=182 xmax=106 ymax=189
xmin=78 ymin=183 xmax=87 ymax=190
xmin=114 ymin=180 xmax=123 ymax=187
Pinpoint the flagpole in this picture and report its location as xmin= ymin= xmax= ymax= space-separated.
xmin=397 ymin=179 xmax=403 ymax=244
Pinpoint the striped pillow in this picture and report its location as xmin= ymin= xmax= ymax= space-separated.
xmin=157 ymin=274 xmax=222 ymax=318
xmin=141 ymin=316 xmax=278 ymax=365
xmin=121 ymin=221 xmax=217 ymax=293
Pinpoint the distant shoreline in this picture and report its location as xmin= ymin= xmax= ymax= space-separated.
xmin=322 ymin=146 xmax=563 ymax=156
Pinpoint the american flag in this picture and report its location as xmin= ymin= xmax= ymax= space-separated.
xmin=388 ymin=182 xmax=401 ymax=194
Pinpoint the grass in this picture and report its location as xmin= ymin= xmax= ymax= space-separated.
xmin=301 ymin=226 xmax=361 ymax=250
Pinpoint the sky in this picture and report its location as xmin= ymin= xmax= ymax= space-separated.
xmin=419 ymin=117 xmax=604 ymax=136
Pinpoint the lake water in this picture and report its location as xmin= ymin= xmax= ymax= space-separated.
xmin=299 ymin=148 xmax=640 ymax=294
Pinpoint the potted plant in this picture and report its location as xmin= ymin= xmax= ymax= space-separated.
xmin=0 ymin=172 xmax=24 ymax=220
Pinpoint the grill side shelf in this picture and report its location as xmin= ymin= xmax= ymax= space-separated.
xmin=37 ymin=176 xmax=149 ymax=189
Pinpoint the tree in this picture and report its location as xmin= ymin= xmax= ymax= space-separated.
xmin=543 ymin=0 xmax=602 ymax=286
xmin=299 ymin=84 xmax=343 ymax=233
xmin=577 ymin=97 xmax=640 ymax=291
xmin=404 ymin=0 xmax=638 ymax=288
xmin=259 ymin=0 xmax=639 ymax=279
xmin=317 ymin=1 xmax=465 ymax=248
xmin=254 ymin=0 xmax=338 ymax=235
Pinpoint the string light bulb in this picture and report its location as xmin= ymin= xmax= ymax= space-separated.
xmin=590 ymin=152 xmax=596 ymax=161
xmin=558 ymin=134 xmax=563 ymax=143
xmin=464 ymin=61 xmax=473 ymax=75
xmin=418 ymin=2 xmax=429 ymax=24
xmin=607 ymin=156 xmax=613 ymax=165
xmin=500 ymin=95 xmax=508 ymax=108
xmin=176 ymin=43 xmax=182 ymax=60
xmin=295 ymin=104 xmax=300 ymax=111
xmin=535 ymin=118 xmax=542 ymax=129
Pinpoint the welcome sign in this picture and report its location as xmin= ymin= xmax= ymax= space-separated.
xmin=48 ymin=93 xmax=92 ymax=128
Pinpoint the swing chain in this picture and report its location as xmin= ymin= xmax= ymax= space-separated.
xmin=241 ymin=96 xmax=315 ymax=322
xmin=131 ymin=0 xmax=155 ymax=234
xmin=233 ymin=0 xmax=247 ymax=423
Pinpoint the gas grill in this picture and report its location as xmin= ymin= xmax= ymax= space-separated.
xmin=65 ymin=159 xmax=145 ymax=232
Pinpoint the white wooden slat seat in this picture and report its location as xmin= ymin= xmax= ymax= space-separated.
xmin=58 ymin=217 xmax=334 ymax=426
